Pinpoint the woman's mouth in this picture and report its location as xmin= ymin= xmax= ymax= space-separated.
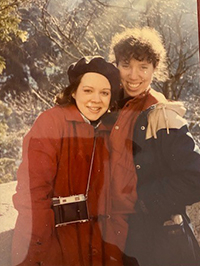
xmin=87 ymin=107 xmax=101 ymax=113
xmin=127 ymin=82 xmax=142 ymax=89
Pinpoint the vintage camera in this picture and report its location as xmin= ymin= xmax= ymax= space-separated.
xmin=52 ymin=194 xmax=89 ymax=227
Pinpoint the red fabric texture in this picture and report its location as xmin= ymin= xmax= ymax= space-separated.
xmin=12 ymin=105 xmax=122 ymax=266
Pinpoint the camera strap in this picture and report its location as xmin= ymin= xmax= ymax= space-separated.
xmin=52 ymin=136 xmax=97 ymax=226
xmin=85 ymin=136 xmax=97 ymax=199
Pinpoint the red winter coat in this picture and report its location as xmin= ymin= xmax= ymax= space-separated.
xmin=109 ymin=90 xmax=167 ymax=252
xmin=12 ymin=104 xmax=122 ymax=266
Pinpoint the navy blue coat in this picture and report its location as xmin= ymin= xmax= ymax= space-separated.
xmin=134 ymin=104 xmax=200 ymax=222
xmin=124 ymin=101 xmax=200 ymax=266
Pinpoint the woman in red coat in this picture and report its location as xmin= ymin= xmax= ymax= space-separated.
xmin=12 ymin=57 xmax=122 ymax=266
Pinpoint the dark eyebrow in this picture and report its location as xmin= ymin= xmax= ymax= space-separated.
xmin=139 ymin=61 xmax=149 ymax=64
xmin=102 ymin=88 xmax=111 ymax=90
xmin=82 ymin=86 xmax=94 ymax=89
xmin=82 ymin=86 xmax=111 ymax=90
xmin=121 ymin=59 xmax=129 ymax=64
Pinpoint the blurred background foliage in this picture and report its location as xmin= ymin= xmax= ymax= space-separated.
xmin=0 ymin=0 xmax=200 ymax=183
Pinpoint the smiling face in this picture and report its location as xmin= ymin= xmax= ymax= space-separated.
xmin=72 ymin=72 xmax=111 ymax=121
xmin=118 ymin=58 xmax=155 ymax=97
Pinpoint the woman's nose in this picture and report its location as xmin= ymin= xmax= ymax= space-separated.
xmin=128 ymin=67 xmax=138 ymax=79
xmin=91 ymin=93 xmax=101 ymax=102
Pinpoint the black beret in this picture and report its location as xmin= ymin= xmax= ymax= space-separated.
xmin=67 ymin=57 xmax=121 ymax=102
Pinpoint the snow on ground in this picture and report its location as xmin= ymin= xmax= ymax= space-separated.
xmin=0 ymin=181 xmax=18 ymax=234
xmin=0 ymin=181 xmax=18 ymax=266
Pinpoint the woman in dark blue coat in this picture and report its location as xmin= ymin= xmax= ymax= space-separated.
xmin=109 ymin=27 xmax=200 ymax=266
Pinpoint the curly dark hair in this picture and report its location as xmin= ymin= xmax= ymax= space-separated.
xmin=109 ymin=27 xmax=169 ymax=82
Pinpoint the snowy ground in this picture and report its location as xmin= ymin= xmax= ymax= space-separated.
xmin=0 ymin=181 xmax=17 ymax=266
xmin=0 ymin=181 xmax=17 ymax=233
xmin=187 ymin=203 xmax=200 ymax=244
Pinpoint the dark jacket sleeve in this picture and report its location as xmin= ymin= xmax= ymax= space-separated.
xmin=12 ymin=108 xmax=63 ymax=266
xmin=135 ymin=116 xmax=200 ymax=223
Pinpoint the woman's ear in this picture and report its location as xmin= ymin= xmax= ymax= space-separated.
xmin=72 ymin=92 xmax=76 ymax=99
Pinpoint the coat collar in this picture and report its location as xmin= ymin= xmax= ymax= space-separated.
xmin=58 ymin=104 xmax=110 ymax=132
xmin=59 ymin=104 xmax=85 ymax=122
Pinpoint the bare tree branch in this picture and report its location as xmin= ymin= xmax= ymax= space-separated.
xmin=31 ymin=87 xmax=53 ymax=107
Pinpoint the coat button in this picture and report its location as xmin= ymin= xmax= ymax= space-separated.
xmin=116 ymin=230 xmax=121 ymax=235
xmin=141 ymin=126 xmax=145 ymax=130
xmin=36 ymin=240 xmax=42 ymax=245
xmin=136 ymin=164 xmax=141 ymax=170
xmin=92 ymin=248 xmax=98 ymax=255
xmin=115 ymin=125 xmax=119 ymax=130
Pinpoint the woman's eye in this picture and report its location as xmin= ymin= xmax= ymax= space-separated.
xmin=141 ymin=66 xmax=148 ymax=70
xmin=122 ymin=64 xmax=129 ymax=68
xmin=101 ymin=91 xmax=110 ymax=96
xmin=83 ymin=89 xmax=92 ymax=93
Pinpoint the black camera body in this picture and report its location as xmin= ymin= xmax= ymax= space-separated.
xmin=52 ymin=194 xmax=89 ymax=227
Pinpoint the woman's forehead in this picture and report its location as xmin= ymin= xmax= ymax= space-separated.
xmin=80 ymin=72 xmax=111 ymax=87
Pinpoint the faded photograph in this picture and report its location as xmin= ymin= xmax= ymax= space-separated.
xmin=0 ymin=0 xmax=200 ymax=266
